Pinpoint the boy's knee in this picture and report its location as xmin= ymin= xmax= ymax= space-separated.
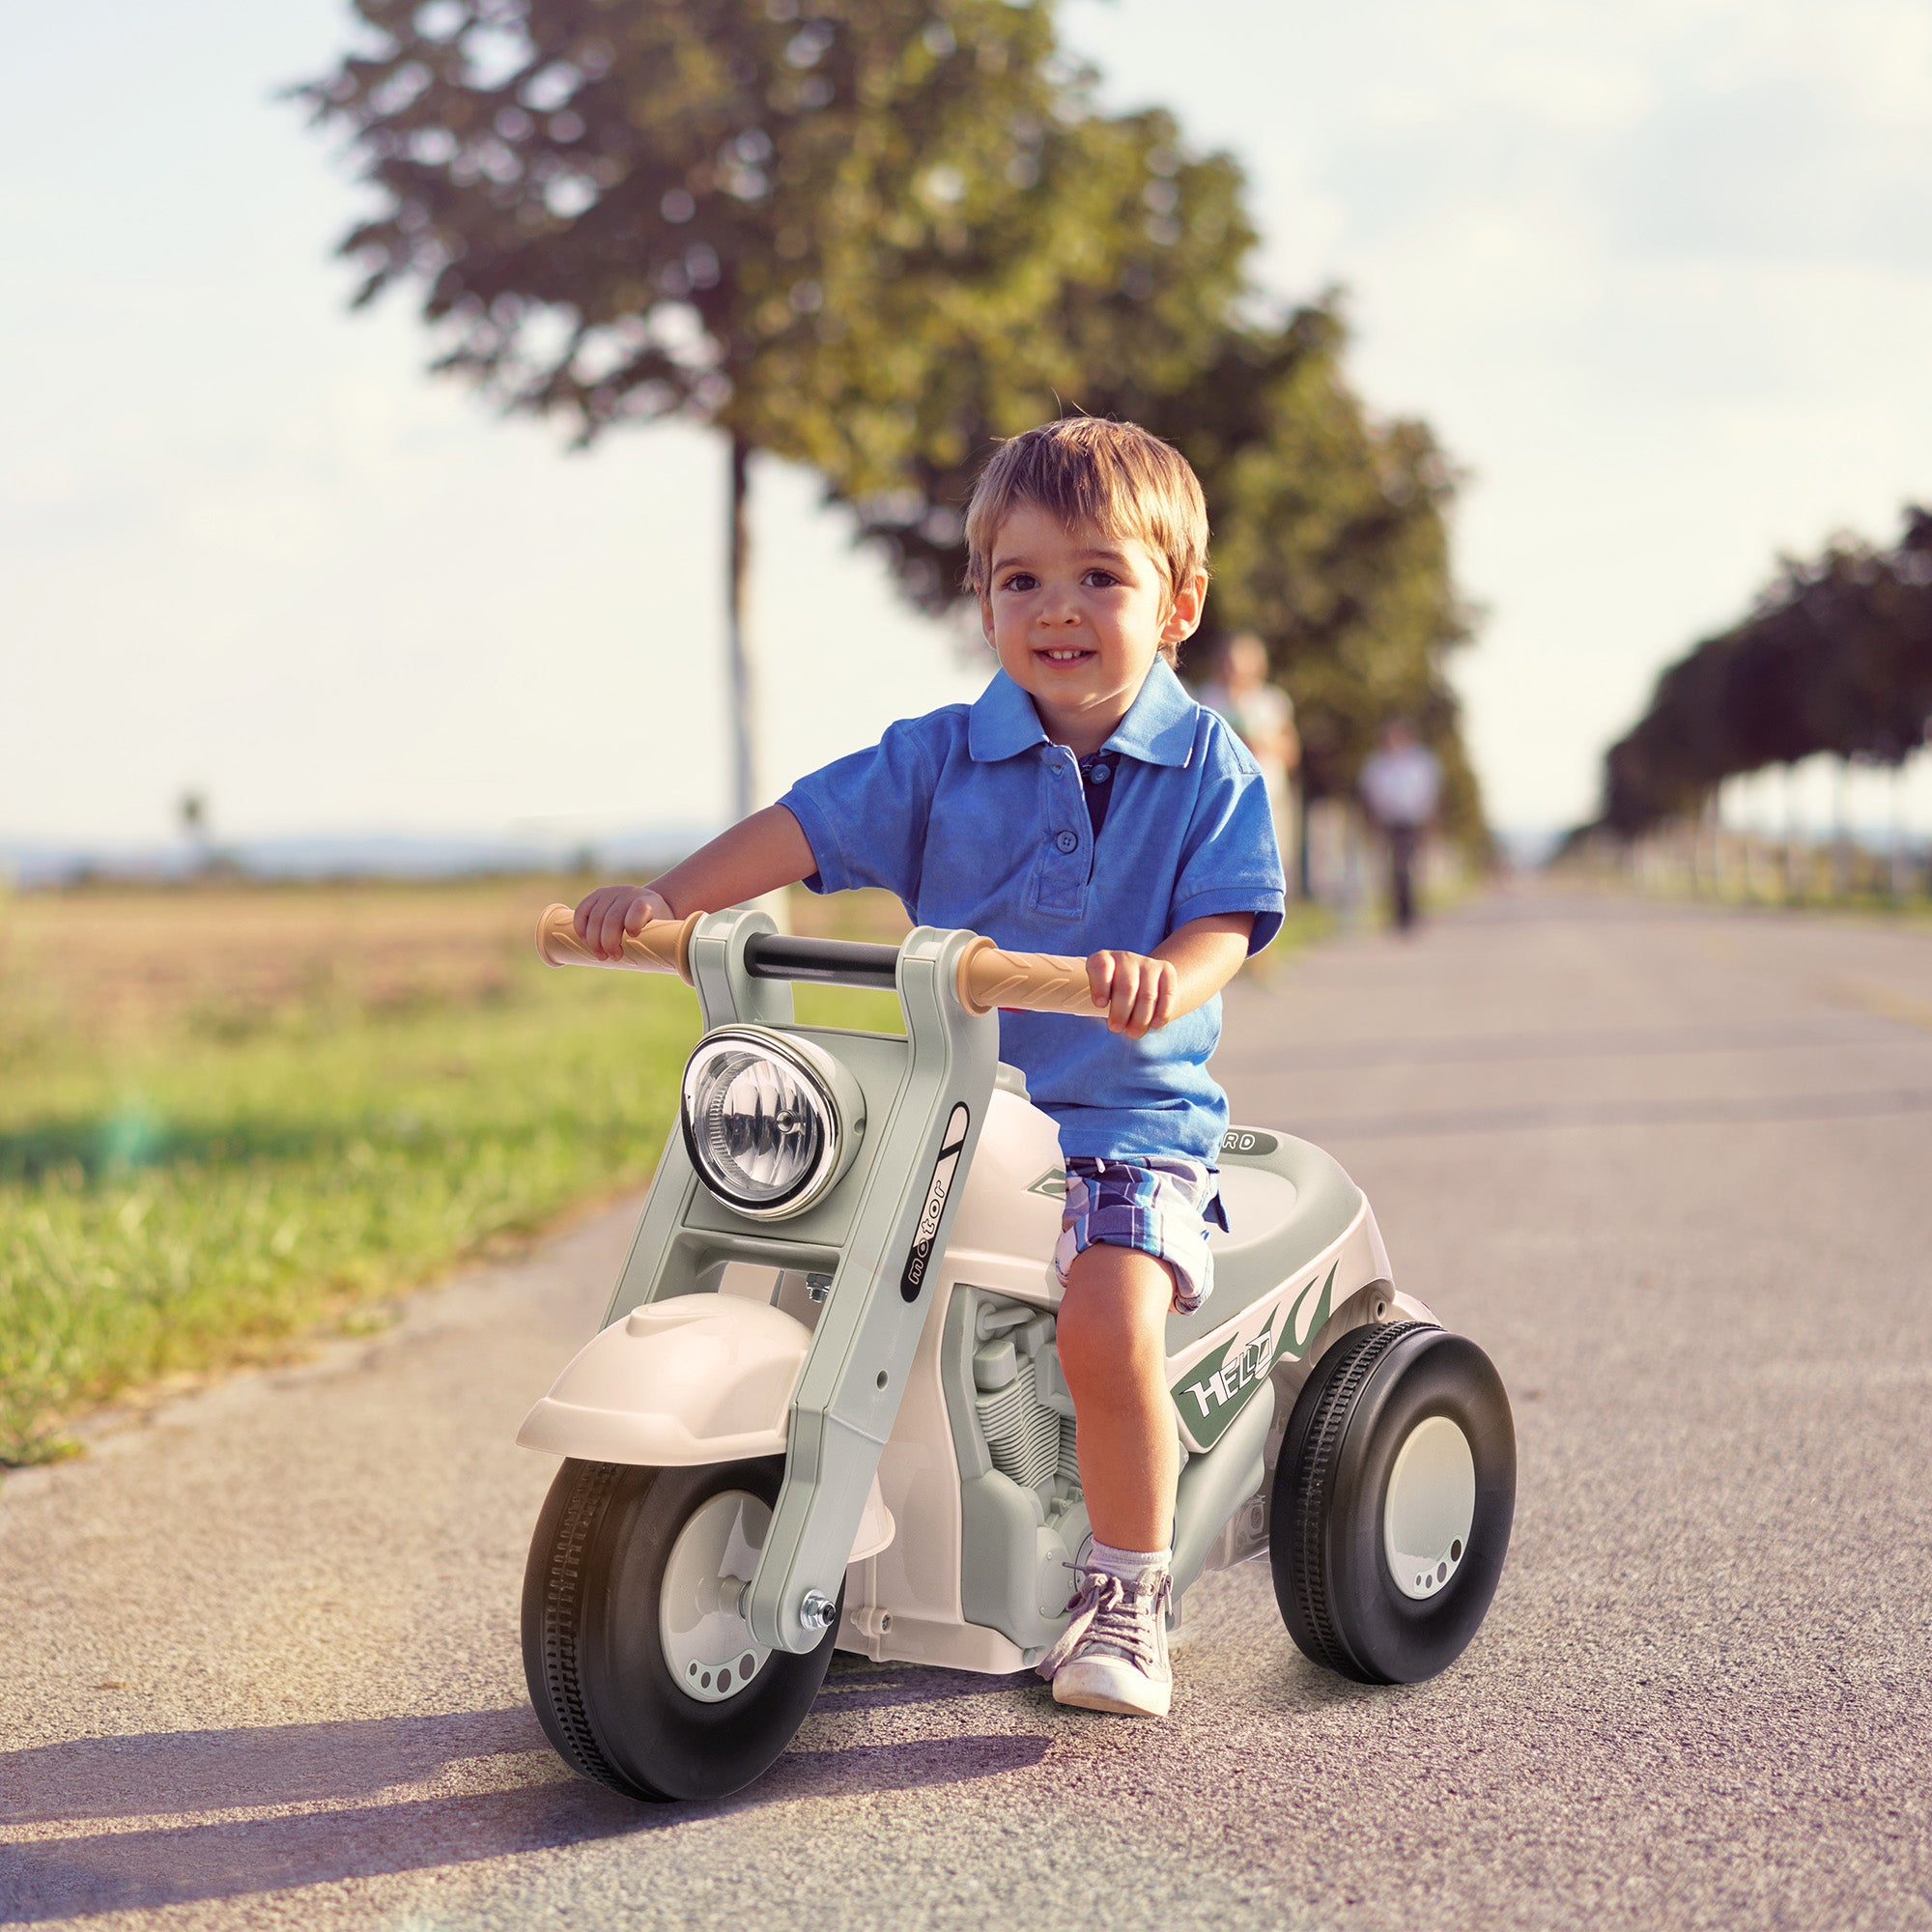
xmin=1057 ymin=1245 xmax=1171 ymax=1377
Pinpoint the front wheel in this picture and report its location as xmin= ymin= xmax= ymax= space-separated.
xmin=522 ymin=1456 xmax=840 ymax=1802
xmin=1270 ymin=1321 xmax=1515 ymax=1684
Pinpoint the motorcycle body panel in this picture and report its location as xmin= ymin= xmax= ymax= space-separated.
xmin=835 ymin=1109 xmax=1415 ymax=1669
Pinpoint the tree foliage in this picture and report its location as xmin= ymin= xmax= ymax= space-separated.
xmin=301 ymin=0 xmax=1483 ymax=835
xmin=835 ymin=233 xmax=1481 ymax=836
xmin=1162 ymin=319 xmax=1479 ymax=837
xmin=1601 ymin=510 xmax=1932 ymax=837
xmin=300 ymin=0 xmax=1067 ymax=460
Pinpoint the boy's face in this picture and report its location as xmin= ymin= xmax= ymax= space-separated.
xmin=979 ymin=503 xmax=1207 ymax=752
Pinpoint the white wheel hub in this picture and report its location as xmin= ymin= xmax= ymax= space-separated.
xmin=660 ymin=1490 xmax=773 ymax=1704
xmin=1383 ymin=1415 xmax=1476 ymax=1601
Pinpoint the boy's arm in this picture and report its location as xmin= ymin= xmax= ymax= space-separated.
xmin=574 ymin=806 xmax=816 ymax=959
xmin=578 ymin=808 xmax=1253 ymax=1030
xmin=1087 ymin=913 xmax=1256 ymax=1038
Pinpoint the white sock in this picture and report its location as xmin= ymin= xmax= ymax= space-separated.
xmin=1090 ymin=1539 xmax=1171 ymax=1580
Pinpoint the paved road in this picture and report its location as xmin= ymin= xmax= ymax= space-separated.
xmin=5 ymin=886 xmax=1931 ymax=1930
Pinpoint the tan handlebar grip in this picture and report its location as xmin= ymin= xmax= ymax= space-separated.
xmin=534 ymin=903 xmax=700 ymax=982
xmin=956 ymin=935 xmax=1104 ymax=1018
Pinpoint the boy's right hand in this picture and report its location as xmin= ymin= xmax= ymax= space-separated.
xmin=574 ymin=884 xmax=675 ymax=961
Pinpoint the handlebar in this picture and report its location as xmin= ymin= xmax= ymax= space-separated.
xmin=533 ymin=904 xmax=1103 ymax=1019
xmin=951 ymin=934 xmax=1107 ymax=1017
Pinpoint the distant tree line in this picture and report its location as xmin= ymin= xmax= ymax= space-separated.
xmin=301 ymin=0 xmax=1479 ymax=837
xmin=1600 ymin=510 xmax=1932 ymax=838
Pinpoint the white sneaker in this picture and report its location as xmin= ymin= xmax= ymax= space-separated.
xmin=1037 ymin=1562 xmax=1173 ymax=1718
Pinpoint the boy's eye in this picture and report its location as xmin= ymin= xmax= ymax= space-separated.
xmin=1000 ymin=572 xmax=1037 ymax=592
xmin=1082 ymin=569 xmax=1121 ymax=588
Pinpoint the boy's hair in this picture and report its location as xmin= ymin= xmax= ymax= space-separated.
xmin=964 ymin=417 xmax=1209 ymax=660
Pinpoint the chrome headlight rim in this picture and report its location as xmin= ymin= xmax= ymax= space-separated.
xmin=678 ymin=1025 xmax=859 ymax=1221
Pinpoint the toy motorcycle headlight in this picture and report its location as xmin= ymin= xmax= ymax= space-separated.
xmin=679 ymin=1028 xmax=864 ymax=1220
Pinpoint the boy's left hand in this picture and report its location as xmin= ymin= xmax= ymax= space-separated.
xmin=1086 ymin=950 xmax=1179 ymax=1037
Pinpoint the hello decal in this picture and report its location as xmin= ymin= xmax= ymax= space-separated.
xmin=1173 ymin=1262 xmax=1338 ymax=1445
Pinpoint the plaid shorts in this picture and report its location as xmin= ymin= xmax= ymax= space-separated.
xmin=1051 ymin=1156 xmax=1230 ymax=1316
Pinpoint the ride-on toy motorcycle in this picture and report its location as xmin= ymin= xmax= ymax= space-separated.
xmin=519 ymin=905 xmax=1515 ymax=1803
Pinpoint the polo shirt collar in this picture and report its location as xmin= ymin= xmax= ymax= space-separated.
xmin=967 ymin=669 xmax=1050 ymax=761
xmin=1101 ymin=657 xmax=1199 ymax=768
xmin=968 ymin=658 xmax=1200 ymax=767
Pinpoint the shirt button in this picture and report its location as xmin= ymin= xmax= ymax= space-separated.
xmin=1054 ymin=830 xmax=1079 ymax=854
xmin=1089 ymin=763 xmax=1111 ymax=782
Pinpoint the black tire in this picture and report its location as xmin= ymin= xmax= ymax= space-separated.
xmin=1270 ymin=1321 xmax=1515 ymax=1685
xmin=522 ymin=1456 xmax=840 ymax=1802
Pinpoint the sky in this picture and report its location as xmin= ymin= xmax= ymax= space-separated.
xmin=5 ymin=0 xmax=1930 ymax=856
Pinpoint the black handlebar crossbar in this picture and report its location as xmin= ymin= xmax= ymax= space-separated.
xmin=741 ymin=932 xmax=902 ymax=990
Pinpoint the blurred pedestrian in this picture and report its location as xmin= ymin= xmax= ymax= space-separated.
xmin=1195 ymin=633 xmax=1300 ymax=895
xmin=1359 ymin=720 xmax=1441 ymax=931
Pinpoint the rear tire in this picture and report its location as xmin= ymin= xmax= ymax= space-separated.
xmin=1270 ymin=1321 xmax=1514 ymax=1684
xmin=523 ymin=1456 xmax=839 ymax=1802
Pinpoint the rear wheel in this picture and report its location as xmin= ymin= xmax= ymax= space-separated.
xmin=523 ymin=1456 xmax=839 ymax=1802
xmin=1270 ymin=1321 xmax=1515 ymax=1684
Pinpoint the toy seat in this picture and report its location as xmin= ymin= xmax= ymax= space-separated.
xmin=1165 ymin=1133 xmax=1369 ymax=1351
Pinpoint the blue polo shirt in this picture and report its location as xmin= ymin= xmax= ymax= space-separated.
xmin=778 ymin=659 xmax=1285 ymax=1161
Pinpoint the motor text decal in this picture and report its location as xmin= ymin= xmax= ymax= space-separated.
xmin=900 ymin=1103 xmax=971 ymax=1301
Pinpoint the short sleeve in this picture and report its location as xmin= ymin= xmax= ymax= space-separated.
xmin=777 ymin=718 xmax=938 ymax=905
xmin=1170 ymin=732 xmax=1287 ymax=953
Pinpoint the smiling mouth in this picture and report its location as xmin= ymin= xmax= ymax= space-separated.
xmin=1036 ymin=646 xmax=1096 ymax=664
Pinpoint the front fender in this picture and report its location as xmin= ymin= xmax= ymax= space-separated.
xmin=518 ymin=1293 xmax=811 ymax=1465
xmin=516 ymin=1293 xmax=895 ymax=1561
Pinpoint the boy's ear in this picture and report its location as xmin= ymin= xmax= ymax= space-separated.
xmin=1160 ymin=568 xmax=1210 ymax=646
xmin=977 ymin=589 xmax=997 ymax=648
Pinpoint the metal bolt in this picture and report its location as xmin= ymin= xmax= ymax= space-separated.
xmin=799 ymin=1591 xmax=837 ymax=1631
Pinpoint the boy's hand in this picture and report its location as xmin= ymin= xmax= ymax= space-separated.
xmin=574 ymin=883 xmax=675 ymax=961
xmin=1086 ymin=949 xmax=1179 ymax=1037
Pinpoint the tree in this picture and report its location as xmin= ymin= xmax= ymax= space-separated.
xmin=818 ymin=101 xmax=1258 ymax=596
xmin=1595 ymin=506 xmax=1932 ymax=843
xmin=300 ymin=0 xmax=1065 ymax=815
xmin=1163 ymin=322 xmax=1481 ymax=842
xmin=302 ymin=3 xmax=1488 ymax=846
xmin=826 ymin=222 xmax=1484 ymax=840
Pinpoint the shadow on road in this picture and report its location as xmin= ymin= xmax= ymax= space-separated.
xmin=0 ymin=1709 xmax=550 ymax=1824
xmin=0 ymin=1708 xmax=1053 ymax=1922
xmin=817 ymin=1659 xmax=1039 ymax=1712
xmin=0 ymin=1777 xmax=641 ymax=1923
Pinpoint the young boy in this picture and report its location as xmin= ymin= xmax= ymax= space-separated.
xmin=575 ymin=417 xmax=1285 ymax=1717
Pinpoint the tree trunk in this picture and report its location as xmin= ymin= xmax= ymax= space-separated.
xmin=725 ymin=434 xmax=757 ymax=823
xmin=1831 ymin=757 xmax=1852 ymax=898
xmin=1779 ymin=762 xmax=1796 ymax=899
xmin=1890 ymin=760 xmax=1908 ymax=900
xmin=1295 ymin=776 xmax=1312 ymax=901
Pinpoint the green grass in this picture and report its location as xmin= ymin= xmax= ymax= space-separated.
xmin=0 ymin=965 xmax=714 ymax=1464
xmin=1271 ymin=900 xmax=1340 ymax=950
xmin=0 ymin=956 xmax=912 ymax=1466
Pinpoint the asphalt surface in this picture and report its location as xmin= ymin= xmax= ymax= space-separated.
xmin=4 ymin=884 xmax=1931 ymax=1931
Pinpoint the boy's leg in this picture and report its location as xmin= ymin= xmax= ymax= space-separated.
xmin=1053 ymin=1240 xmax=1179 ymax=1550
xmin=1042 ymin=1240 xmax=1179 ymax=1718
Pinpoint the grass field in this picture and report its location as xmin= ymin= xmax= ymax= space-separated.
xmin=0 ymin=879 xmax=1326 ymax=1465
xmin=0 ymin=878 xmax=910 ymax=1465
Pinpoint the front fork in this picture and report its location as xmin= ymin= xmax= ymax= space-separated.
xmin=740 ymin=924 xmax=996 ymax=1653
